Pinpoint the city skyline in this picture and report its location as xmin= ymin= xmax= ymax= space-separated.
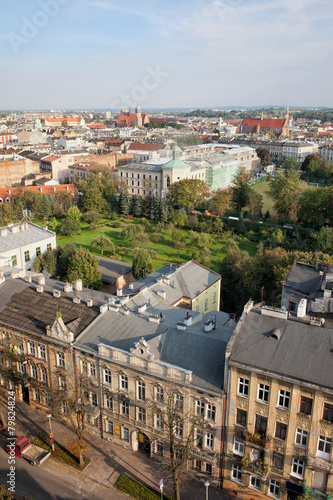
xmin=1 ymin=0 xmax=333 ymax=110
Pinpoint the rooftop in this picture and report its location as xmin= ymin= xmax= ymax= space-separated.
xmin=0 ymin=222 xmax=55 ymax=254
xmin=283 ymin=261 xmax=322 ymax=295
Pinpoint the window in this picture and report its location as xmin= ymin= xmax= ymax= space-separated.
xmin=36 ymin=247 xmax=41 ymax=257
xmin=123 ymin=427 xmax=129 ymax=441
xmin=155 ymin=385 xmax=164 ymax=403
xmin=236 ymin=409 xmax=247 ymax=427
xmin=57 ymin=352 xmax=65 ymax=367
xmin=34 ymin=388 xmax=40 ymax=402
xmin=207 ymin=403 xmax=216 ymax=422
xmin=107 ymin=421 xmax=113 ymax=434
xmin=255 ymin=415 xmax=267 ymax=437
xmin=17 ymin=344 xmax=24 ymax=355
xmin=300 ymin=396 xmax=312 ymax=416
xmin=278 ymin=390 xmax=290 ymax=409
xmin=250 ymin=476 xmax=261 ymax=491
xmin=62 ymin=401 xmax=68 ymax=414
xmin=28 ymin=342 xmax=35 ymax=356
xmin=206 ymin=463 xmax=212 ymax=475
xmin=258 ymin=383 xmax=269 ymax=403
xmin=233 ymin=438 xmax=245 ymax=457
xmin=175 ymin=449 xmax=183 ymax=462
xmin=0 ymin=375 xmax=5 ymax=386
xmin=105 ymin=394 xmax=113 ymax=410
xmin=41 ymin=366 xmax=48 ymax=383
xmin=44 ymin=393 xmax=50 ymax=406
xmin=90 ymin=363 xmax=96 ymax=378
xmin=138 ymin=407 xmax=146 ymax=424
xmin=155 ymin=412 xmax=164 ymax=430
xmin=323 ymin=403 xmax=333 ymax=423
xmin=275 ymin=422 xmax=287 ymax=441
xmin=137 ymin=379 xmax=146 ymax=401
xmin=175 ymin=421 xmax=183 ymax=438
xmin=269 ymin=480 xmax=280 ymax=498
xmin=291 ymin=458 xmax=304 ymax=479
xmin=18 ymin=362 xmax=26 ymax=375
xmin=91 ymin=393 xmax=98 ymax=407
xmin=272 ymin=452 xmax=284 ymax=470
xmin=81 ymin=360 xmax=87 ymax=374
xmin=59 ymin=376 xmax=66 ymax=390
xmin=213 ymin=292 xmax=216 ymax=304
xmin=104 ymin=369 xmax=111 ymax=385
xmin=195 ymin=459 xmax=202 ymax=471
xmin=206 ymin=432 xmax=214 ymax=450
xmin=232 ymin=464 xmax=242 ymax=483
xmin=47 ymin=243 xmax=52 ymax=251
xmin=196 ymin=400 xmax=205 ymax=417
xmin=31 ymin=363 xmax=37 ymax=379
xmin=317 ymin=435 xmax=332 ymax=460
xmin=204 ymin=299 xmax=208 ymax=311
xmin=120 ymin=374 xmax=128 ymax=391
xmin=156 ymin=441 xmax=164 ymax=455
xmin=295 ymin=428 xmax=308 ymax=447
xmin=121 ymin=400 xmax=129 ymax=417
xmin=24 ymin=250 xmax=30 ymax=262
xmin=238 ymin=378 xmax=249 ymax=397
xmin=11 ymin=255 xmax=17 ymax=266
xmin=38 ymin=345 xmax=46 ymax=360
xmin=195 ymin=430 xmax=203 ymax=448
xmin=175 ymin=392 xmax=184 ymax=411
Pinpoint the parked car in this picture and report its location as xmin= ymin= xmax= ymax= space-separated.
xmin=7 ymin=436 xmax=51 ymax=466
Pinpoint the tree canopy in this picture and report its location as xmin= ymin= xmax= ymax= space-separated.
xmin=269 ymin=169 xmax=307 ymax=222
xmin=168 ymin=179 xmax=210 ymax=210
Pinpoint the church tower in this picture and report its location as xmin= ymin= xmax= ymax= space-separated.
xmin=135 ymin=102 xmax=142 ymax=127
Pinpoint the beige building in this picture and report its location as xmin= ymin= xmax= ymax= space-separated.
xmin=224 ymin=300 xmax=333 ymax=500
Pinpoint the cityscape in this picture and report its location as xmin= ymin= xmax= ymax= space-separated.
xmin=0 ymin=1 xmax=333 ymax=500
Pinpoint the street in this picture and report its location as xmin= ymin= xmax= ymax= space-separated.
xmin=0 ymin=447 xmax=126 ymax=500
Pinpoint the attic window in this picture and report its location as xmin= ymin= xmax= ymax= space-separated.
xmin=140 ymin=348 xmax=144 ymax=355
xmin=270 ymin=329 xmax=282 ymax=340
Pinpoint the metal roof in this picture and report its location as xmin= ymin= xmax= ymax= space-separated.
xmin=0 ymin=223 xmax=55 ymax=254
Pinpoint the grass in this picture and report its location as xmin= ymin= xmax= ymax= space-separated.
xmin=33 ymin=436 xmax=90 ymax=470
xmin=115 ymin=475 xmax=174 ymax=500
xmin=251 ymin=179 xmax=277 ymax=217
xmin=56 ymin=218 xmax=250 ymax=273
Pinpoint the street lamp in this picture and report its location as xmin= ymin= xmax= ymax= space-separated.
xmin=204 ymin=480 xmax=210 ymax=500
xmin=47 ymin=413 xmax=54 ymax=451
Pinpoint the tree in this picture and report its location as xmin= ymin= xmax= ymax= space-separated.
xmin=61 ymin=119 xmax=68 ymax=127
xmin=0 ymin=484 xmax=14 ymax=499
xmin=301 ymin=154 xmax=331 ymax=181
xmin=132 ymin=248 xmax=154 ymax=279
xmin=81 ymin=211 xmax=101 ymax=224
xmin=283 ymin=156 xmax=299 ymax=171
xmin=150 ymin=389 xmax=205 ymax=500
xmin=68 ymin=247 xmax=102 ymax=289
xmin=231 ymin=167 xmax=251 ymax=215
xmin=91 ymin=235 xmax=115 ymax=255
xmin=260 ymin=227 xmax=285 ymax=248
xmin=118 ymin=186 xmax=131 ymax=215
xmin=247 ymin=190 xmax=263 ymax=217
xmin=269 ymin=169 xmax=307 ymax=222
xmin=211 ymin=188 xmax=232 ymax=216
xmin=316 ymin=227 xmax=333 ymax=254
xmin=168 ymin=179 xmax=210 ymax=210
xmin=58 ymin=219 xmax=81 ymax=237
xmin=170 ymin=210 xmax=187 ymax=227
xmin=256 ymin=147 xmax=272 ymax=166
xmin=66 ymin=206 xmax=81 ymax=224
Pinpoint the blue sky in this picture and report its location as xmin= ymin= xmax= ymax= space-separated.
xmin=1 ymin=0 xmax=333 ymax=109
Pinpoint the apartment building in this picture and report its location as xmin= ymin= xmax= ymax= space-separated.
xmin=224 ymin=300 xmax=333 ymax=500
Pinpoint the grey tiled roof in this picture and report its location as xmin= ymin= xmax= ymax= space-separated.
xmin=0 ymin=223 xmax=55 ymax=254
xmin=283 ymin=262 xmax=321 ymax=295
xmin=230 ymin=306 xmax=333 ymax=390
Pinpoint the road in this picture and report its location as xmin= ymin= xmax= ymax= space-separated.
xmin=0 ymin=447 xmax=127 ymax=500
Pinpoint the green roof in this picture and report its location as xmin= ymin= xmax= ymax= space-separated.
xmin=172 ymin=145 xmax=182 ymax=152
xmin=162 ymin=159 xmax=191 ymax=170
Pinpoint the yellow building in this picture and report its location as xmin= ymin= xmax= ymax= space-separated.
xmin=224 ymin=302 xmax=333 ymax=500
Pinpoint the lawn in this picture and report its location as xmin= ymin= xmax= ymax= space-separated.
xmin=251 ymin=179 xmax=277 ymax=217
xmin=56 ymin=218 xmax=243 ymax=273
xmin=115 ymin=475 xmax=174 ymax=500
xmin=33 ymin=436 xmax=90 ymax=470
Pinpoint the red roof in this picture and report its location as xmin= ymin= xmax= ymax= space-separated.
xmin=0 ymin=184 xmax=77 ymax=201
xmin=127 ymin=142 xmax=165 ymax=151
xmin=45 ymin=118 xmax=82 ymax=123
xmin=87 ymin=123 xmax=107 ymax=129
xmin=117 ymin=113 xmax=148 ymax=126
xmin=241 ymin=118 xmax=286 ymax=128
xmin=41 ymin=156 xmax=61 ymax=162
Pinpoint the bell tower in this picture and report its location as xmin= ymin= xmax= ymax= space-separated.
xmin=135 ymin=102 xmax=142 ymax=127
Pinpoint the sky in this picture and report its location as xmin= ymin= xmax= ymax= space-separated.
xmin=1 ymin=0 xmax=333 ymax=110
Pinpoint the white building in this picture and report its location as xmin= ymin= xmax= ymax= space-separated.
xmin=0 ymin=222 xmax=56 ymax=271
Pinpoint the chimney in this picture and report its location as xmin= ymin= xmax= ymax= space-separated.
xmin=74 ymin=279 xmax=82 ymax=291
xmin=53 ymin=290 xmax=61 ymax=298
xmin=37 ymin=275 xmax=45 ymax=286
xmin=86 ymin=299 xmax=93 ymax=307
xmin=116 ymin=288 xmax=123 ymax=297
xmin=129 ymin=282 xmax=134 ymax=290
xmin=36 ymin=285 xmax=44 ymax=293
xmin=73 ymin=296 xmax=81 ymax=304
xmin=64 ymin=283 xmax=73 ymax=293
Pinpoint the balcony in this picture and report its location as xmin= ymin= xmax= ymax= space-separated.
xmin=303 ymin=483 xmax=333 ymax=500
xmin=190 ymin=447 xmax=218 ymax=465
xmin=243 ymin=430 xmax=271 ymax=450
xmin=307 ymin=455 xmax=333 ymax=473
xmin=241 ymin=454 xmax=269 ymax=480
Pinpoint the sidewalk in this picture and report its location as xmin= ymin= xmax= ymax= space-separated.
xmin=1 ymin=397 xmax=233 ymax=500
